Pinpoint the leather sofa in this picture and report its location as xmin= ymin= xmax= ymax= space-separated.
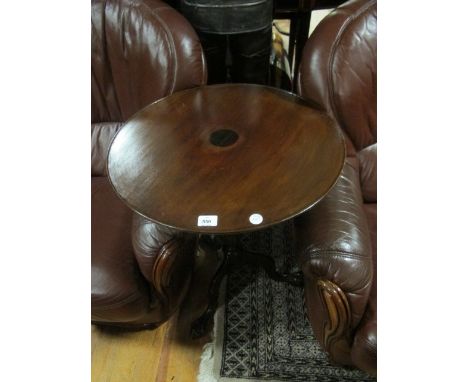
xmin=295 ymin=0 xmax=377 ymax=374
xmin=91 ymin=0 xmax=207 ymax=327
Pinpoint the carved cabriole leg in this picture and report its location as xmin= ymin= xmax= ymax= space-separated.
xmin=317 ymin=279 xmax=353 ymax=365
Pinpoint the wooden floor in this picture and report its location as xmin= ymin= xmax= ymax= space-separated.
xmin=91 ymin=248 xmax=220 ymax=382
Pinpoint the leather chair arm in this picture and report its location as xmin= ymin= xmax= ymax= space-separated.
xmin=132 ymin=214 xmax=175 ymax=282
xmin=357 ymin=143 xmax=377 ymax=203
xmin=131 ymin=214 xmax=196 ymax=307
xmin=296 ymin=160 xmax=373 ymax=329
xmin=91 ymin=122 xmax=123 ymax=176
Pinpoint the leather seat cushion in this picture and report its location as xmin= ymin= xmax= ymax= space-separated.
xmin=91 ymin=176 xmax=150 ymax=323
xmin=351 ymin=202 xmax=377 ymax=374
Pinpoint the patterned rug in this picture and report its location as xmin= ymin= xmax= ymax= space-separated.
xmin=198 ymin=223 xmax=376 ymax=382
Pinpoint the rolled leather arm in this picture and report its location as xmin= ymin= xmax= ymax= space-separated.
xmin=296 ymin=160 xmax=373 ymax=332
xmin=131 ymin=214 xmax=196 ymax=311
xmin=91 ymin=122 xmax=123 ymax=177
xmin=132 ymin=214 xmax=179 ymax=282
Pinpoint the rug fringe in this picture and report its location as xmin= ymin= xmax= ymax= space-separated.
xmin=197 ymin=279 xmax=226 ymax=382
xmin=197 ymin=341 xmax=217 ymax=382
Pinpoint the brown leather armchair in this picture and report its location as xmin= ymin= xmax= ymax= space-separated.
xmin=295 ymin=0 xmax=376 ymax=375
xmin=91 ymin=0 xmax=207 ymax=327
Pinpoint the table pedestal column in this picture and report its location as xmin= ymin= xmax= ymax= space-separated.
xmin=190 ymin=235 xmax=303 ymax=339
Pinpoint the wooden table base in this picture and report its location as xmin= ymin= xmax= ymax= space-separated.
xmin=190 ymin=235 xmax=303 ymax=339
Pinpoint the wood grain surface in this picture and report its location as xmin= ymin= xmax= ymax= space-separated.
xmin=108 ymin=84 xmax=345 ymax=233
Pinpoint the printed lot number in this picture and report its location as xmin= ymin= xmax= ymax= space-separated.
xmin=198 ymin=215 xmax=218 ymax=227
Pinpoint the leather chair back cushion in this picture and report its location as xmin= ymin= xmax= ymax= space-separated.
xmin=91 ymin=0 xmax=207 ymax=124
xmin=298 ymin=0 xmax=376 ymax=151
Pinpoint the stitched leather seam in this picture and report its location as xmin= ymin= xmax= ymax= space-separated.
xmin=183 ymin=0 xmax=268 ymax=7
xmin=301 ymin=250 xmax=373 ymax=276
xmin=327 ymin=0 xmax=376 ymax=146
xmin=306 ymin=249 xmax=371 ymax=260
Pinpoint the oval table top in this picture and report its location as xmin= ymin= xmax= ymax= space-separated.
xmin=107 ymin=84 xmax=345 ymax=234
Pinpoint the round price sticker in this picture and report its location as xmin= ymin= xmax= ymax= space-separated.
xmin=249 ymin=213 xmax=263 ymax=225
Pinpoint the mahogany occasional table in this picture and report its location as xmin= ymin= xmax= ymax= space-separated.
xmin=107 ymin=84 xmax=345 ymax=337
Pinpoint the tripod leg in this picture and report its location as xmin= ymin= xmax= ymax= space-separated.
xmin=244 ymin=249 xmax=304 ymax=287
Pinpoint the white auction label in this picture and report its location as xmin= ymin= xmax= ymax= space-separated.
xmin=197 ymin=215 xmax=218 ymax=227
xmin=249 ymin=213 xmax=263 ymax=225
